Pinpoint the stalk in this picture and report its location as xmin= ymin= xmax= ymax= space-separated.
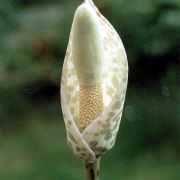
xmin=84 ymin=157 xmax=101 ymax=180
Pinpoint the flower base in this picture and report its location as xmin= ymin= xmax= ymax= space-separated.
xmin=84 ymin=157 xmax=101 ymax=180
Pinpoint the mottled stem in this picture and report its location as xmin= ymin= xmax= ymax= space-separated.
xmin=84 ymin=157 xmax=101 ymax=180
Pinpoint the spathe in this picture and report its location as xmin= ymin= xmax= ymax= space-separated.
xmin=61 ymin=0 xmax=128 ymax=163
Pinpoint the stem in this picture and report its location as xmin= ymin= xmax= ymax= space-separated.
xmin=84 ymin=157 xmax=101 ymax=180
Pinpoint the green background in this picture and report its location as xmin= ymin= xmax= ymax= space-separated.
xmin=0 ymin=0 xmax=179 ymax=179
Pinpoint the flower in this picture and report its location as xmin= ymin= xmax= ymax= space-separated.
xmin=61 ymin=0 xmax=128 ymax=163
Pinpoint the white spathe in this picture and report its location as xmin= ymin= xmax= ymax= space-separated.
xmin=61 ymin=0 xmax=128 ymax=163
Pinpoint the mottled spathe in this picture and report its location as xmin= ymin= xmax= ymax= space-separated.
xmin=61 ymin=0 xmax=128 ymax=163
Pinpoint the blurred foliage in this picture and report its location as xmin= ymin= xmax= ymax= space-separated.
xmin=105 ymin=0 xmax=180 ymax=57
xmin=0 ymin=0 xmax=179 ymax=179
